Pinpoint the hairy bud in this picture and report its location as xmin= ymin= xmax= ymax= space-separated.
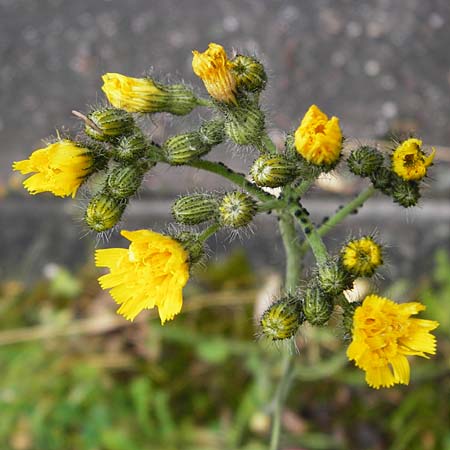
xmin=223 ymin=102 xmax=265 ymax=146
xmin=347 ymin=146 xmax=384 ymax=177
xmin=173 ymin=231 xmax=205 ymax=265
xmin=260 ymin=297 xmax=303 ymax=341
xmin=340 ymin=236 xmax=383 ymax=278
xmin=113 ymin=130 xmax=148 ymax=163
xmin=172 ymin=193 xmax=219 ymax=225
xmin=250 ymin=154 xmax=297 ymax=188
xmin=199 ymin=119 xmax=226 ymax=146
xmin=85 ymin=193 xmax=126 ymax=232
xmin=85 ymin=108 xmax=134 ymax=142
xmin=302 ymin=286 xmax=334 ymax=326
xmin=162 ymin=132 xmax=211 ymax=165
xmin=369 ymin=166 xmax=394 ymax=194
xmin=231 ymin=55 xmax=267 ymax=93
xmin=219 ymin=191 xmax=257 ymax=228
xmin=107 ymin=164 xmax=145 ymax=199
xmin=392 ymin=178 xmax=421 ymax=208
xmin=317 ymin=260 xmax=353 ymax=296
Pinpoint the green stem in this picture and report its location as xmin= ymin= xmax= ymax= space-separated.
xmin=260 ymin=133 xmax=278 ymax=153
xmin=198 ymin=222 xmax=221 ymax=242
xmin=298 ymin=185 xmax=376 ymax=254
xmin=188 ymin=159 xmax=275 ymax=203
xmin=269 ymin=211 xmax=302 ymax=450
xmin=257 ymin=199 xmax=285 ymax=213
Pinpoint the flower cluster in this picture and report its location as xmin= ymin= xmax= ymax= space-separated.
xmin=12 ymin=42 xmax=439 ymax=389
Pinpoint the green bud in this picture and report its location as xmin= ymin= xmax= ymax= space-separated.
xmin=369 ymin=166 xmax=394 ymax=194
xmin=284 ymin=133 xmax=322 ymax=179
xmin=219 ymin=191 xmax=257 ymax=228
xmin=342 ymin=300 xmax=362 ymax=341
xmin=260 ymin=297 xmax=303 ymax=341
xmin=250 ymin=154 xmax=297 ymax=188
xmin=107 ymin=164 xmax=144 ymax=199
xmin=223 ymin=102 xmax=265 ymax=146
xmin=173 ymin=231 xmax=204 ymax=265
xmin=165 ymin=84 xmax=199 ymax=116
xmin=231 ymin=55 xmax=267 ymax=93
xmin=198 ymin=119 xmax=226 ymax=146
xmin=85 ymin=108 xmax=134 ymax=142
xmin=347 ymin=146 xmax=385 ymax=177
xmin=317 ymin=261 xmax=353 ymax=296
xmin=172 ymin=193 xmax=219 ymax=225
xmin=113 ymin=130 xmax=148 ymax=162
xmin=392 ymin=178 xmax=421 ymax=208
xmin=302 ymin=286 xmax=334 ymax=326
xmin=85 ymin=193 xmax=126 ymax=232
xmin=162 ymin=132 xmax=211 ymax=165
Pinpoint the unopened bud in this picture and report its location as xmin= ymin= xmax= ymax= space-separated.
xmin=223 ymin=102 xmax=265 ymax=146
xmin=342 ymin=300 xmax=362 ymax=340
xmin=340 ymin=236 xmax=383 ymax=278
xmin=317 ymin=260 xmax=353 ymax=296
xmin=165 ymin=84 xmax=199 ymax=116
xmin=113 ymin=130 xmax=148 ymax=163
xmin=162 ymin=132 xmax=211 ymax=165
xmin=85 ymin=108 xmax=134 ymax=142
xmin=260 ymin=297 xmax=303 ymax=341
xmin=369 ymin=166 xmax=394 ymax=194
xmin=85 ymin=193 xmax=126 ymax=232
xmin=250 ymin=154 xmax=297 ymax=188
xmin=199 ymin=119 xmax=226 ymax=146
xmin=107 ymin=164 xmax=144 ymax=199
xmin=392 ymin=178 xmax=421 ymax=208
xmin=219 ymin=191 xmax=257 ymax=228
xmin=303 ymin=286 xmax=334 ymax=326
xmin=347 ymin=146 xmax=384 ymax=177
xmin=231 ymin=55 xmax=267 ymax=93
xmin=172 ymin=193 xmax=219 ymax=225
xmin=173 ymin=231 xmax=204 ymax=265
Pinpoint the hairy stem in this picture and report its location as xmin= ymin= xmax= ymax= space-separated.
xmin=198 ymin=223 xmax=221 ymax=242
xmin=269 ymin=211 xmax=302 ymax=450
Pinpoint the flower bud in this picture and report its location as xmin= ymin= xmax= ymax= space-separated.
xmin=102 ymin=73 xmax=198 ymax=116
xmin=107 ymin=164 xmax=145 ymax=199
xmin=369 ymin=166 xmax=394 ymax=194
xmin=173 ymin=231 xmax=204 ymax=264
xmin=219 ymin=191 xmax=257 ymax=228
xmin=223 ymin=102 xmax=265 ymax=146
xmin=85 ymin=108 xmax=134 ymax=142
xmin=317 ymin=260 xmax=353 ymax=296
xmin=165 ymin=84 xmax=199 ymax=116
xmin=392 ymin=179 xmax=421 ymax=208
xmin=113 ymin=130 xmax=148 ymax=163
xmin=162 ymin=132 xmax=211 ymax=165
xmin=302 ymin=286 xmax=334 ymax=326
xmin=347 ymin=146 xmax=384 ymax=177
xmin=85 ymin=193 xmax=126 ymax=232
xmin=250 ymin=154 xmax=297 ymax=188
xmin=230 ymin=55 xmax=267 ymax=93
xmin=342 ymin=300 xmax=362 ymax=340
xmin=172 ymin=193 xmax=219 ymax=225
xmin=198 ymin=119 xmax=226 ymax=146
xmin=340 ymin=236 xmax=383 ymax=278
xmin=260 ymin=297 xmax=303 ymax=341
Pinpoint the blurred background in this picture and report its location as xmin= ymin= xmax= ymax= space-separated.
xmin=1 ymin=1 xmax=450 ymax=449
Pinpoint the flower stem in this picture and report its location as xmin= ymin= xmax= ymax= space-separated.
xmin=188 ymin=159 xmax=275 ymax=203
xmin=269 ymin=211 xmax=302 ymax=450
xmin=198 ymin=222 xmax=221 ymax=242
xmin=195 ymin=97 xmax=215 ymax=107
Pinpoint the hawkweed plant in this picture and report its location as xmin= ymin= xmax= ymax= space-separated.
xmin=13 ymin=42 xmax=439 ymax=450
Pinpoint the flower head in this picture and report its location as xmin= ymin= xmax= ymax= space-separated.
xmin=391 ymin=138 xmax=435 ymax=181
xmin=192 ymin=43 xmax=237 ymax=104
xmin=12 ymin=140 xmax=94 ymax=198
xmin=95 ymin=230 xmax=189 ymax=323
xmin=341 ymin=236 xmax=383 ymax=277
xmin=102 ymin=73 xmax=167 ymax=113
xmin=347 ymin=294 xmax=439 ymax=388
xmin=294 ymin=105 xmax=343 ymax=167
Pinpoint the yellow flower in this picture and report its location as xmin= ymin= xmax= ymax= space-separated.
xmin=294 ymin=105 xmax=343 ymax=166
xmin=12 ymin=140 xmax=94 ymax=198
xmin=391 ymin=138 xmax=435 ymax=181
xmin=341 ymin=236 xmax=383 ymax=277
xmin=95 ymin=230 xmax=189 ymax=323
xmin=192 ymin=43 xmax=237 ymax=104
xmin=102 ymin=73 xmax=167 ymax=113
xmin=347 ymin=294 xmax=439 ymax=389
